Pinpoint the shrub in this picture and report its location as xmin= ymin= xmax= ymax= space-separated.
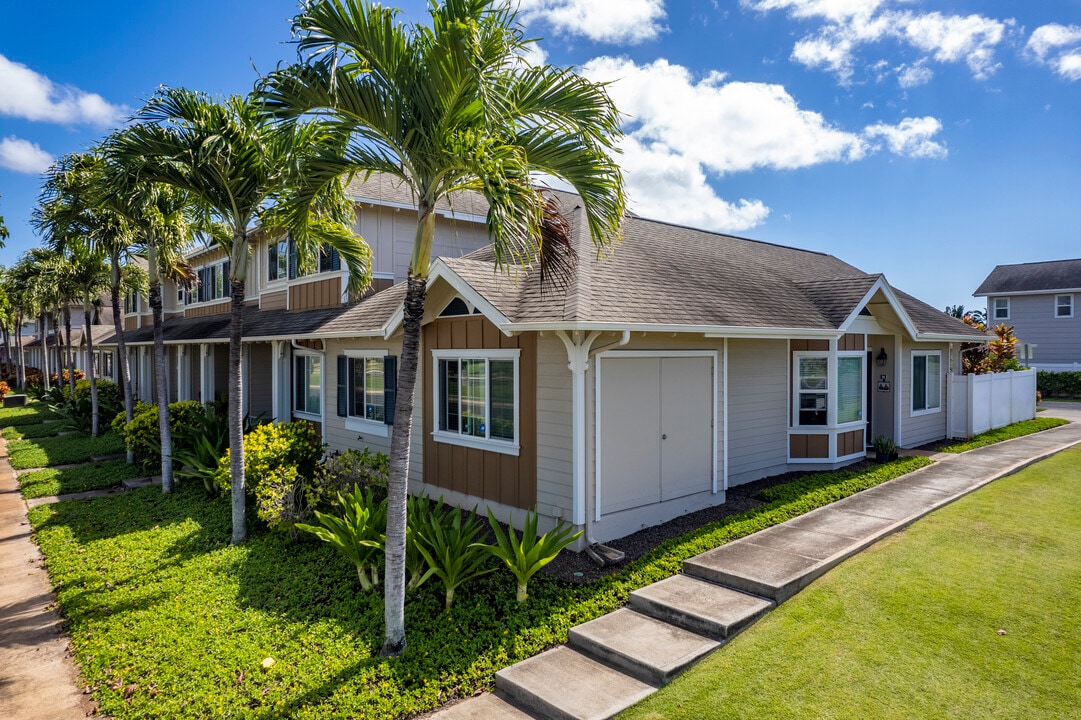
xmin=296 ymin=484 xmax=387 ymax=591
xmin=480 ymin=508 xmax=582 ymax=603
xmin=116 ymin=401 xmax=207 ymax=470
xmin=1037 ymin=370 xmax=1081 ymax=398
xmin=307 ymin=448 xmax=389 ymax=511
xmin=214 ymin=421 xmax=325 ymax=530
xmin=74 ymin=378 xmax=123 ymax=410
xmin=0 ymin=380 xmax=9 ymax=400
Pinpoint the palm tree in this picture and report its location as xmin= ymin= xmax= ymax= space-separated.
xmin=0 ymin=193 xmax=9 ymax=247
xmin=62 ymin=243 xmax=111 ymax=434
xmin=109 ymin=90 xmax=371 ymax=542
xmin=259 ymin=0 xmax=625 ymax=655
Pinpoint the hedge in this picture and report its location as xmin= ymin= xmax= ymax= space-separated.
xmin=1037 ymin=370 xmax=1081 ymax=398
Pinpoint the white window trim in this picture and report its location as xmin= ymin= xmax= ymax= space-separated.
xmin=344 ymin=349 xmax=390 ymax=437
xmin=188 ymin=260 xmax=231 ymax=307
xmin=1054 ymin=294 xmax=1074 ymax=319
xmin=431 ymin=347 xmax=520 ymax=456
xmin=992 ymin=297 xmax=1010 ymax=320
xmin=792 ymin=351 xmax=830 ymax=428
xmin=293 ymin=350 xmax=323 ymax=418
xmin=910 ymin=350 xmax=942 ymax=417
xmin=836 ymin=351 xmax=866 ymax=428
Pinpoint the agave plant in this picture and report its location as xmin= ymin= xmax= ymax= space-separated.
xmin=481 ymin=509 xmax=582 ymax=603
xmin=413 ymin=504 xmax=493 ymax=609
xmin=296 ymin=484 xmax=386 ymax=591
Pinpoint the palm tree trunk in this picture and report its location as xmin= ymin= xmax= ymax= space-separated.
xmin=111 ymin=254 xmax=136 ymax=463
xmin=84 ymin=300 xmax=100 ymax=437
xmin=228 ymin=274 xmax=247 ymax=544
xmin=1 ymin=326 xmax=10 ymax=382
xmin=63 ymin=305 xmax=76 ymax=396
xmin=149 ymin=275 xmax=174 ymax=493
xmin=40 ymin=312 xmax=51 ymax=391
xmin=381 ymin=273 xmax=426 ymax=657
xmin=15 ymin=313 xmax=25 ymax=389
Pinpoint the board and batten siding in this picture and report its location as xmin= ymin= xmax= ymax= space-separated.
xmin=535 ymin=332 xmax=573 ymax=520
xmin=988 ymin=293 xmax=1081 ymax=364
xmin=899 ymin=339 xmax=949 ymax=447
xmin=726 ymin=338 xmax=789 ymax=485
xmin=246 ymin=343 xmax=274 ymax=420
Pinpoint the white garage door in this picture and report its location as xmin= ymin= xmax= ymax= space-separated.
xmin=598 ymin=354 xmax=714 ymax=516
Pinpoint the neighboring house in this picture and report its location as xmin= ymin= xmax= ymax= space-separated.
xmin=974 ymin=259 xmax=1081 ymax=370
xmin=96 ymin=177 xmax=983 ymax=544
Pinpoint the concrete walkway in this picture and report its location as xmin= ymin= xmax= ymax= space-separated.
xmin=432 ymin=405 xmax=1081 ymax=720
xmin=0 ymin=437 xmax=93 ymax=720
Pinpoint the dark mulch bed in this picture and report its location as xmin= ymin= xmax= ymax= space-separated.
xmin=543 ymin=461 xmax=879 ymax=584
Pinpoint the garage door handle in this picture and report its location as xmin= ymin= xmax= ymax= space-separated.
xmin=662 ymin=434 xmax=667 ymax=440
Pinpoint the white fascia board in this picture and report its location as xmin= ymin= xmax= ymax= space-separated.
xmin=383 ymin=260 xmax=513 ymax=339
xmin=351 ymin=195 xmax=488 ymax=225
xmin=838 ymin=276 xmax=920 ymax=339
xmin=500 ymin=321 xmax=839 ymax=339
xmin=976 ymin=288 xmax=1081 ymax=298
xmin=914 ymin=332 xmax=990 ymax=343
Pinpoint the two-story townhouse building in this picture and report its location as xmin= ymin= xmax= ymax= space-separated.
xmin=974 ymin=258 xmax=1081 ymax=370
xmin=97 ymin=175 xmax=984 ymax=545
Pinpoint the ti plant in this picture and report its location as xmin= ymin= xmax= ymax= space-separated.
xmin=405 ymin=494 xmax=438 ymax=592
xmin=413 ymin=504 xmax=493 ymax=609
xmin=481 ymin=509 xmax=582 ymax=603
xmin=296 ymin=484 xmax=386 ymax=591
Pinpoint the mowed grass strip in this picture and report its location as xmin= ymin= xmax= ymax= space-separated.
xmin=27 ymin=457 xmax=930 ymax=720
xmin=18 ymin=459 xmax=149 ymax=499
xmin=7 ymin=432 xmax=125 ymax=470
xmin=939 ymin=416 xmax=1068 ymax=453
xmin=621 ymin=445 xmax=1081 ymax=720
xmin=3 ymin=422 xmax=62 ymax=440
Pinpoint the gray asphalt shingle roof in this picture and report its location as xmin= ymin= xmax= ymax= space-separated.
xmin=974 ymin=258 xmax=1081 ymax=295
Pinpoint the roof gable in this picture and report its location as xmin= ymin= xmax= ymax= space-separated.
xmin=975 ymin=259 xmax=1081 ymax=296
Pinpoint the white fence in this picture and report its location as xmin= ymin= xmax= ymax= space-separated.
xmin=948 ymin=369 xmax=1037 ymax=439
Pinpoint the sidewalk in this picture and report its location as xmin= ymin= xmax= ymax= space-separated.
xmin=0 ymin=437 xmax=92 ymax=720
xmin=433 ymin=404 xmax=1081 ymax=720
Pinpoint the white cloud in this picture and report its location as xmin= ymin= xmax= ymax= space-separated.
xmin=0 ymin=136 xmax=53 ymax=174
xmin=580 ymin=57 xmax=945 ymax=231
xmin=516 ymin=0 xmax=667 ymax=44
xmin=896 ymin=61 xmax=933 ymax=88
xmin=743 ymin=0 xmax=1013 ymax=84
xmin=1026 ymin=24 xmax=1081 ymax=81
xmin=0 ymin=54 xmax=126 ymax=126
xmin=863 ymin=117 xmax=947 ymax=159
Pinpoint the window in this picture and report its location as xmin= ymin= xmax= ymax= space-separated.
xmin=268 ymin=237 xmax=340 ymax=282
xmin=294 ymin=354 xmax=322 ymax=416
xmin=911 ymin=351 xmax=941 ymax=414
xmin=433 ymin=349 xmax=519 ymax=452
xmin=837 ymin=355 xmax=863 ymax=425
xmin=993 ymin=297 xmax=1010 ymax=320
xmin=336 ymin=354 xmax=396 ymax=433
xmin=124 ymin=293 xmax=139 ymax=314
xmin=1055 ymin=294 xmax=1073 ymax=318
xmin=195 ymin=261 xmax=230 ymax=303
xmin=795 ymin=355 xmax=828 ymax=426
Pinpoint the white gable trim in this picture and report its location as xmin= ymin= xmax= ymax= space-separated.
xmin=383 ymin=259 xmax=514 ymax=339
xmin=838 ymin=277 xmax=920 ymax=339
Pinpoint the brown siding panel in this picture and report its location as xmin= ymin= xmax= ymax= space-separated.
xmin=840 ymin=333 xmax=865 ymax=351
xmin=422 ymin=315 xmax=537 ymax=510
xmin=261 ymin=290 xmax=287 ymax=311
xmin=289 ymin=276 xmax=342 ymax=311
xmin=839 ymin=428 xmax=864 ymax=455
xmin=791 ymin=433 xmax=830 ymax=458
xmin=185 ymin=300 xmax=230 ymax=318
xmin=790 ymin=339 xmax=830 ymax=352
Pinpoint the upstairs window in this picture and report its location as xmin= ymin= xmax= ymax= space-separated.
xmin=268 ymin=237 xmax=340 ymax=283
xmin=124 ymin=293 xmax=139 ymax=314
xmin=911 ymin=351 xmax=942 ymax=414
xmin=194 ymin=260 xmax=231 ymax=303
xmin=1055 ymin=294 xmax=1073 ymax=318
xmin=993 ymin=297 xmax=1010 ymax=320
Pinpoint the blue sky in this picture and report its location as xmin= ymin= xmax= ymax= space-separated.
xmin=1 ymin=0 xmax=1079 ymax=312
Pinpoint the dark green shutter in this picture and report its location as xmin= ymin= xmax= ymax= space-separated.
xmin=267 ymin=242 xmax=278 ymax=282
xmin=336 ymin=355 xmax=348 ymax=417
xmin=223 ymin=260 xmax=231 ymax=297
xmin=330 ymin=247 xmax=341 ymax=271
xmin=383 ymin=356 xmax=397 ymax=425
xmin=287 ymin=237 xmax=298 ymax=280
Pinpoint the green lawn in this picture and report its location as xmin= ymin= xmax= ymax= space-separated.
xmin=621 ymin=445 xmax=1081 ymax=720
xmin=939 ymin=416 xmax=1068 ymax=453
xmin=0 ymin=402 xmax=57 ymax=427
xmin=28 ymin=458 xmax=930 ymax=719
xmin=18 ymin=459 xmax=150 ymax=499
xmin=2 ymin=422 xmax=62 ymax=440
xmin=7 ymin=432 xmax=126 ymax=470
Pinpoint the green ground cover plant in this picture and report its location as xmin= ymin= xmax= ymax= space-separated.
xmin=2 ymin=422 xmax=61 ymax=440
xmin=939 ymin=416 xmax=1068 ymax=453
xmin=0 ymin=403 xmax=57 ymax=427
xmin=7 ymin=432 xmax=125 ymax=470
xmin=29 ymin=456 xmax=930 ymax=719
xmin=18 ymin=459 xmax=149 ymax=500
xmin=621 ymin=445 xmax=1081 ymax=720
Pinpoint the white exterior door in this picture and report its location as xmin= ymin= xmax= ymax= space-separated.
xmin=598 ymin=354 xmax=714 ymax=516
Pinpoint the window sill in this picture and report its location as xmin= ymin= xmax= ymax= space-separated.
xmin=346 ymin=417 xmax=389 ymax=437
xmin=432 ymin=431 xmax=519 ymax=456
xmin=910 ymin=407 xmax=941 ymax=417
xmin=293 ymin=410 xmax=322 ymax=422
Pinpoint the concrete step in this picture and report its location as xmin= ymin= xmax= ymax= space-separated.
xmin=495 ymin=645 xmax=655 ymax=720
xmin=628 ymin=574 xmax=773 ymax=640
xmin=683 ymin=539 xmax=821 ymax=602
xmin=426 ymin=692 xmax=539 ymax=719
xmin=567 ymin=608 xmax=719 ymax=686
